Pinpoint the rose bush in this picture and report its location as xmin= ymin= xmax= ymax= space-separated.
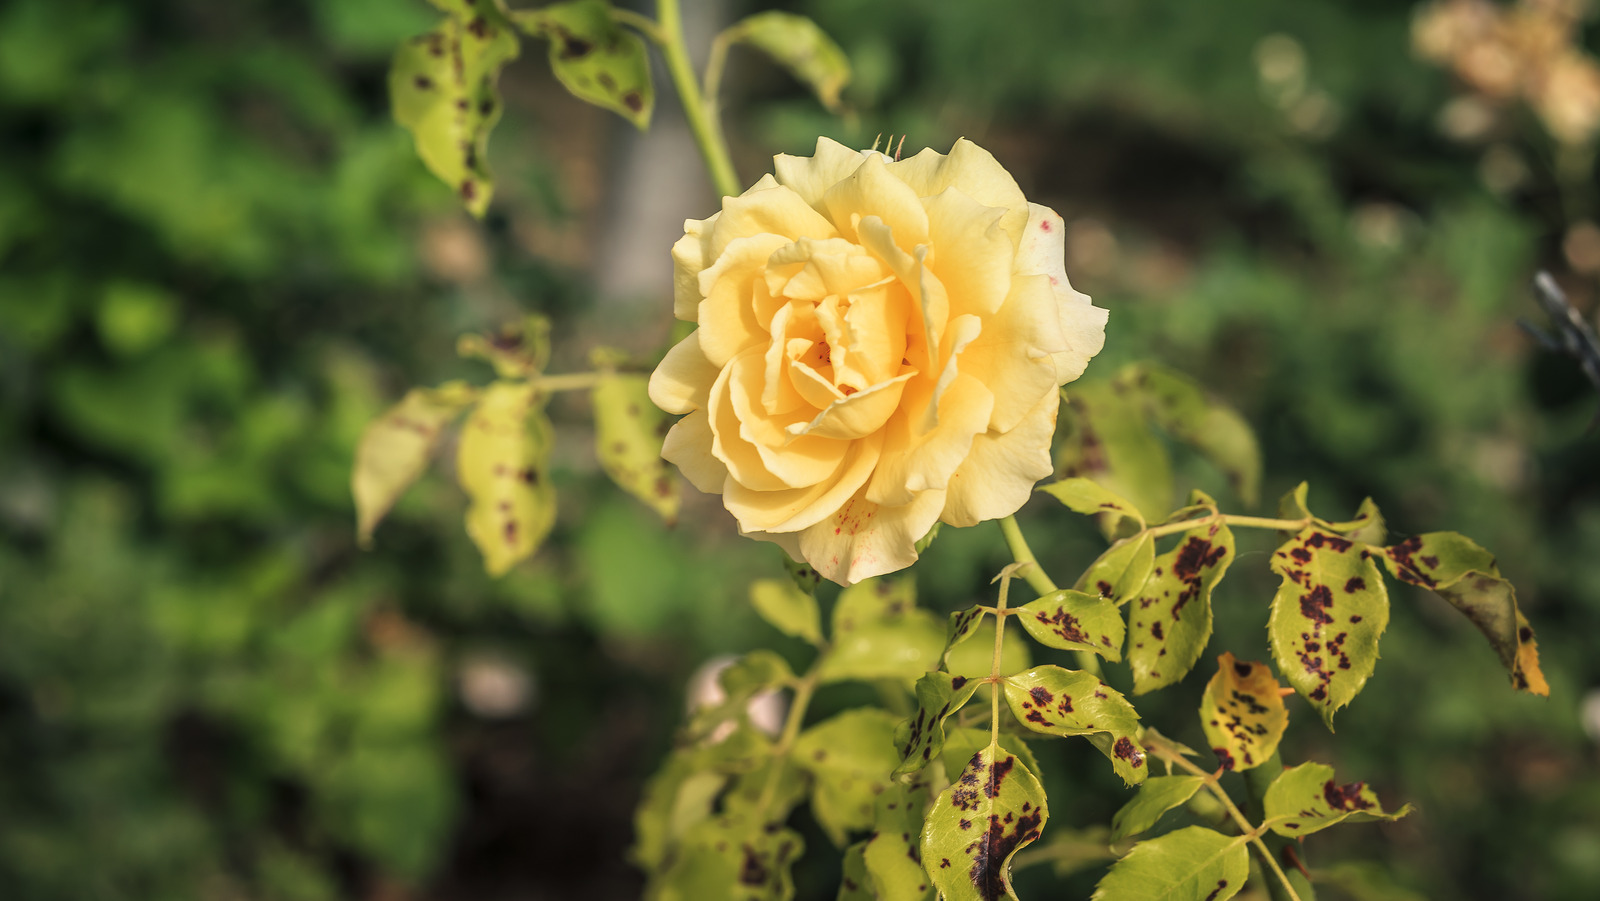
xmin=649 ymin=137 xmax=1107 ymax=584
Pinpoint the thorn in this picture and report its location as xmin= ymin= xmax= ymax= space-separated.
xmin=1277 ymin=686 xmax=1296 ymax=698
xmin=1282 ymin=843 xmax=1312 ymax=880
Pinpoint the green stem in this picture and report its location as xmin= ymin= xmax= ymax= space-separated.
xmin=998 ymin=516 xmax=1102 ymax=677
xmin=1242 ymin=751 xmax=1317 ymax=901
xmin=656 ymin=0 xmax=741 ymax=199
xmin=989 ymin=570 xmax=1013 ymax=749
xmin=755 ymin=669 xmax=817 ymax=821
xmin=1143 ymin=513 xmax=1308 ymax=541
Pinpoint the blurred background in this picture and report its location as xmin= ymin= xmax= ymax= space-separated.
xmin=3 ymin=0 xmax=1600 ymax=898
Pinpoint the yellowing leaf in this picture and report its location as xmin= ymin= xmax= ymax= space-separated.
xmin=792 ymin=708 xmax=901 ymax=846
xmin=749 ymin=578 xmax=823 ymax=646
xmin=861 ymin=779 xmax=937 ymax=901
xmin=649 ymin=813 xmax=804 ymax=901
xmin=593 ymin=372 xmax=680 ymax=523
xmin=920 ymin=742 xmax=1047 ymax=901
xmin=457 ymin=315 xmax=551 ymax=379
xmin=1127 ymin=521 xmax=1236 ymax=694
xmin=511 ymin=0 xmax=654 ymax=128
xmin=1015 ymin=589 xmax=1126 ymax=661
xmin=724 ymin=12 xmax=851 ymax=112
xmin=1003 ymin=665 xmax=1148 ymax=785
xmin=1263 ymin=762 xmax=1412 ymax=837
xmin=391 ymin=4 xmax=520 ymax=216
xmin=353 ymin=381 xmax=477 ymax=546
xmin=1091 ymin=826 xmax=1248 ymax=901
xmin=818 ymin=577 xmax=944 ymax=684
xmin=457 ymin=380 xmax=556 ymax=576
xmin=1198 ymin=653 xmax=1287 ymax=772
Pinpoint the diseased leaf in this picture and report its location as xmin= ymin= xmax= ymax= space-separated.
xmin=1327 ymin=497 xmax=1386 ymax=546
xmin=723 ymin=755 xmax=811 ymax=825
xmin=1075 ymin=532 xmax=1156 ymax=605
xmin=861 ymin=778 xmax=937 ymax=901
xmin=784 ymin=553 xmax=824 ymax=595
xmin=352 ymin=380 xmax=478 ymax=546
xmin=941 ymin=605 xmax=987 ymax=670
xmin=1198 ymin=653 xmax=1287 ymax=772
xmin=593 ymin=372 xmax=680 ymax=523
xmin=1127 ymin=520 xmax=1236 ymax=694
xmin=457 ymin=314 xmax=551 ymax=378
xmin=456 ymin=380 xmax=556 ymax=576
xmin=750 ymin=578 xmax=824 ymax=646
xmin=1091 ymin=826 xmax=1247 ymax=901
xmin=510 ymin=0 xmax=653 ymax=128
xmin=724 ymin=12 xmax=851 ymax=112
xmin=631 ymin=747 xmax=727 ymax=871
xmin=1263 ymin=762 xmax=1412 ymax=837
xmin=921 ymin=742 xmax=1048 ymax=901
xmin=1379 ymin=532 xmax=1548 ymax=696
xmin=1016 ymin=589 xmax=1126 ymax=662
xmin=792 ymin=709 xmax=902 ymax=847
xmin=892 ymin=672 xmax=982 ymax=779
xmin=1003 ymin=666 xmax=1148 ymax=785
xmin=939 ymin=728 xmax=1043 ymax=788
xmin=649 ymin=813 xmax=805 ymax=901
xmin=1123 ymin=364 xmax=1262 ymax=507
xmin=1267 ymin=524 xmax=1388 ymax=729
xmin=1110 ymin=774 xmax=1207 ymax=841
xmin=391 ymin=4 xmax=519 ymax=216
xmin=819 ymin=577 xmax=944 ymax=685
xmin=1040 ymin=477 xmax=1146 ymax=532
xmin=839 ymin=841 xmax=875 ymax=901
xmin=1057 ymin=381 xmax=1174 ymax=525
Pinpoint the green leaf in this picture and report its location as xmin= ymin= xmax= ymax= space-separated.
xmin=1122 ymin=364 xmax=1262 ymax=507
xmin=749 ymin=578 xmax=824 ymax=646
xmin=687 ymin=649 xmax=794 ymax=739
xmin=456 ymin=380 xmax=556 ymax=576
xmin=1127 ymin=521 xmax=1236 ymax=694
xmin=819 ymin=577 xmax=944 ymax=684
xmin=649 ymin=813 xmax=805 ymax=901
xmin=1074 ymin=532 xmax=1155 ymax=605
xmin=784 ymin=553 xmax=823 ymax=595
xmin=839 ymin=841 xmax=875 ymax=901
xmin=1378 ymin=532 xmax=1549 ymax=696
xmin=920 ymin=742 xmax=1048 ymax=901
xmin=792 ymin=708 xmax=902 ymax=847
xmin=1198 ymin=653 xmax=1286 ymax=772
xmin=1110 ymin=774 xmax=1207 ymax=841
xmin=1003 ymin=665 xmax=1148 ymax=785
xmin=1015 ymin=589 xmax=1126 ymax=662
xmin=593 ymin=371 xmax=680 ymax=523
xmin=352 ymin=381 xmax=478 ymax=546
xmin=1031 ymin=825 xmax=1118 ymax=880
xmin=939 ymin=727 xmax=1043 ymax=788
xmin=892 ymin=672 xmax=982 ymax=778
xmin=940 ymin=605 xmax=987 ymax=670
xmin=1040 ymin=477 xmax=1146 ymax=530
xmin=390 ymin=5 xmax=519 ymax=216
xmin=510 ymin=0 xmax=653 ymax=128
xmin=1267 ymin=525 xmax=1388 ymax=729
xmin=457 ymin=314 xmax=552 ymax=378
xmin=1058 ymin=381 xmax=1174 ymax=525
xmin=1091 ymin=826 xmax=1248 ymax=901
xmin=1327 ymin=497 xmax=1386 ymax=545
xmin=1263 ymin=762 xmax=1412 ymax=837
xmin=944 ymin=619 xmax=1032 ymax=682
xmin=631 ymin=748 xmax=727 ymax=871
xmin=861 ymin=778 xmax=937 ymax=901
xmin=915 ymin=522 xmax=942 ymax=555
xmin=723 ymin=12 xmax=851 ymax=113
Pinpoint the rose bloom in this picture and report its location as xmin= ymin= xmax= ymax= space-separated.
xmin=649 ymin=138 xmax=1107 ymax=584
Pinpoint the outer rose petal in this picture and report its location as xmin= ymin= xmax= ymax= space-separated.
xmin=1014 ymin=203 xmax=1107 ymax=384
xmin=958 ymin=273 xmax=1064 ymax=432
xmin=940 ymin=387 xmax=1059 ymax=527
xmin=798 ymin=482 xmax=946 ymax=585
xmin=888 ymin=139 xmax=1030 ymax=240
xmin=661 ymin=409 xmax=728 ymax=494
xmin=773 ymin=137 xmax=872 ymax=210
xmin=672 ymin=214 xmax=717 ymax=322
xmin=648 ymin=331 xmax=719 ymax=415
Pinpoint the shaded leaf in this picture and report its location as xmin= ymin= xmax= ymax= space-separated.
xmin=1263 ymin=762 xmax=1412 ymax=837
xmin=861 ymin=778 xmax=937 ymax=901
xmin=1057 ymin=381 xmax=1174 ymax=525
xmin=1327 ymin=497 xmax=1386 ymax=546
xmin=941 ymin=605 xmax=987 ymax=670
xmin=839 ymin=841 xmax=875 ymax=901
xmin=1074 ymin=532 xmax=1155 ymax=606
xmin=750 ymin=578 xmax=824 ymax=646
xmin=1015 ymin=589 xmax=1126 ymax=662
xmin=1127 ymin=520 xmax=1236 ymax=694
xmin=1091 ymin=826 xmax=1247 ymax=901
xmin=892 ymin=672 xmax=982 ymax=779
xmin=724 ymin=12 xmax=851 ymax=112
xmin=1123 ymin=363 xmax=1262 ymax=507
xmin=921 ymin=742 xmax=1047 ymax=901
xmin=510 ymin=0 xmax=653 ymax=128
xmin=1032 ymin=825 xmax=1117 ymax=880
xmin=784 ymin=553 xmax=824 ymax=595
xmin=631 ymin=748 xmax=727 ymax=871
xmin=1040 ymin=477 xmax=1146 ymax=531
xmin=593 ymin=371 xmax=680 ymax=522
xmin=689 ymin=650 xmax=793 ymax=738
xmin=649 ymin=813 xmax=805 ymax=901
xmin=1003 ymin=666 xmax=1147 ymax=785
xmin=456 ymin=380 xmax=556 ymax=576
xmin=1110 ymin=774 xmax=1207 ymax=841
xmin=457 ymin=314 xmax=551 ymax=378
xmin=352 ymin=380 xmax=477 ymax=546
xmin=723 ymin=755 xmax=811 ymax=826
xmin=1198 ymin=653 xmax=1287 ymax=773
xmin=819 ymin=577 xmax=944 ymax=685
xmin=792 ymin=709 xmax=902 ymax=847
xmin=1379 ymin=532 xmax=1548 ymax=695
xmin=1267 ymin=524 xmax=1388 ymax=729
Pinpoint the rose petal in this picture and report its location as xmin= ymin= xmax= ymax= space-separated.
xmin=960 ymin=273 xmax=1063 ymax=432
xmin=940 ymin=388 xmax=1059 ymax=527
xmin=1013 ymin=203 xmax=1107 ymax=384
xmin=889 ymin=138 xmax=1030 ymax=240
xmin=824 ymin=154 xmax=930 ymax=250
xmin=725 ymin=428 xmax=885 ymax=534
xmin=865 ymin=372 xmax=995 ymax=508
xmin=697 ymin=233 xmax=792 ymax=367
xmin=925 ymin=187 xmax=1012 ymax=317
xmin=799 ymin=482 xmax=947 ymax=585
xmin=662 ymin=409 xmax=729 ymax=494
xmin=728 ymin=352 xmax=848 ymax=488
xmin=773 ymin=136 xmax=872 ymax=210
xmin=710 ymin=180 xmax=838 ymax=258
xmin=787 ymin=370 xmax=915 ymax=441
xmin=648 ymin=330 xmax=719 ymax=415
xmin=672 ymin=213 xmax=717 ymax=321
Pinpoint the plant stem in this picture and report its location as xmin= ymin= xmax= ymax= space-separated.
xmin=989 ymin=570 xmax=1013 ymax=749
xmin=1242 ymin=751 xmax=1318 ymax=901
xmin=997 ymin=516 xmax=1102 ymax=677
xmin=755 ymin=669 xmax=817 ymax=820
xmin=1143 ymin=513 xmax=1309 ymax=541
xmin=609 ymin=7 xmax=663 ymax=44
xmin=655 ymin=0 xmax=741 ymax=199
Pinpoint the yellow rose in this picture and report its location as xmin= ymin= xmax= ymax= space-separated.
xmin=649 ymin=137 xmax=1107 ymax=585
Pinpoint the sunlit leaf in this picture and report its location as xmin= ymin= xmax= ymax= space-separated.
xmin=593 ymin=371 xmax=680 ymax=523
xmin=650 ymin=812 xmax=805 ymax=901
xmin=723 ymin=12 xmax=851 ymax=113
xmin=1015 ymin=589 xmax=1126 ymax=662
xmin=723 ymin=755 xmax=811 ymax=826
xmin=456 ymin=380 xmax=556 ymax=575
xmin=1198 ymin=653 xmax=1287 ymax=772
xmin=861 ymin=777 xmax=937 ymax=901
xmin=1003 ymin=665 xmax=1147 ymax=785
xmin=792 ymin=708 xmax=901 ymax=846
xmin=1123 ymin=364 xmax=1262 ymax=507
xmin=920 ymin=742 xmax=1048 ymax=901
xmin=939 ymin=728 xmax=1043 ymax=788
xmin=510 ymin=0 xmax=653 ymax=128
xmin=1263 ymin=762 xmax=1412 ymax=837
xmin=1040 ymin=476 xmax=1146 ymax=533
xmin=390 ymin=3 xmax=519 ymax=215
xmin=819 ymin=577 xmax=944 ymax=684
xmin=1267 ymin=522 xmax=1388 ymax=729
xmin=1091 ymin=826 xmax=1248 ymax=901
xmin=1057 ymin=381 xmax=1174 ymax=525
xmin=1127 ymin=519 xmax=1236 ymax=694
xmin=457 ymin=315 xmax=551 ymax=379
xmin=944 ymin=619 xmax=1032 ymax=682
xmin=892 ymin=671 xmax=982 ymax=779
xmin=1378 ymin=532 xmax=1548 ymax=696
xmin=1110 ymin=774 xmax=1207 ymax=841
xmin=749 ymin=578 xmax=824 ymax=647
xmin=1074 ymin=532 xmax=1155 ymax=606
xmin=352 ymin=380 xmax=477 ymax=546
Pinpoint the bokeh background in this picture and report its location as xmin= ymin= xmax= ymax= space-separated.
xmin=3 ymin=0 xmax=1600 ymax=898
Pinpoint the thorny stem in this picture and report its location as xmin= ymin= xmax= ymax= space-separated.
xmin=654 ymin=0 xmax=742 ymax=199
xmin=754 ymin=668 xmax=818 ymax=821
xmin=997 ymin=516 xmax=1103 ymax=678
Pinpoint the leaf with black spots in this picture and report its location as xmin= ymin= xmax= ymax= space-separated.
xmin=1091 ymin=826 xmax=1247 ymax=901
xmin=1121 ymin=363 xmax=1262 ymax=507
xmin=1074 ymin=532 xmax=1155 ymax=606
xmin=1040 ymin=476 xmax=1146 ymax=532
xmin=456 ymin=380 xmax=556 ymax=575
xmin=1057 ymin=381 xmax=1174 ymax=526
xmin=510 ymin=0 xmax=654 ymax=128
xmin=839 ymin=841 xmax=874 ymax=901
xmin=1110 ymin=774 xmax=1207 ymax=841
xmin=921 ymin=742 xmax=1048 ymax=901
xmin=1015 ymin=589 xmax=1126 ymax=662
xmin=648 ymin=812 xmax=805 ymax=901
xmin=1378 ymin=532 xmax=1548 ymax=695
xmin=1127 ymin=520 xmax=1236 ymax=694
xmin=862 ymin=779 xmax=937 ymax=901
xmin=722 ymin=12 xmax=852 ymax=113
xmin=593 ymin=371 xmax=680 ymax=523
xmin=819 ymin=577 xmax=944 ymax=684
xmin=457 ymin=315 xmax=551 ymax=378
xmin=939 ymin=728 xmax=1043 ymax=788
xmin=749 ymin=578 xmax=823 ymax=646
xmin=1263 ymin=762 xmax=1412 ymax=837
xmin=940 ymin=605 xmax=987 ymax=670
xmin=353 ymin=380 xmax=477 ymax=546
xmin=792 ymin=708 xmax=902 ymax=847
xmin=390 ymin=3 xmax=519 ymax=216
xmin=892 ymin=672 xmax=982 ymax=779
xmin=1002 ymin=666 xmax=1147 ymax=785
xmin=1326 ymin=497 xmax=1386 ymax=546
xmin=1267 ymin=524 xmax=1388 ymax=729
xmin=1198 ymin=653 xmax=1287 ymax=772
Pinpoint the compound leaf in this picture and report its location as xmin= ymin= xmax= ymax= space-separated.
xmin=921 ymin=742 xmax=1047 ymax=901
xmin=892 ymin=672 xmax=982 ymax=779
xmin=724 ymin=12 xmax=851 ymax=112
